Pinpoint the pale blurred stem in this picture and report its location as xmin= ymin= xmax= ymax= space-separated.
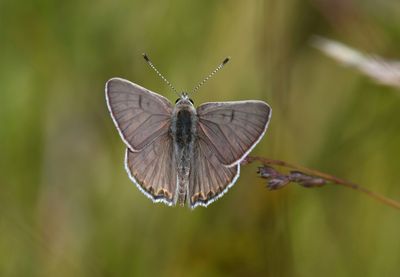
xmin=247 ymin=156 xmax=400 ymax=210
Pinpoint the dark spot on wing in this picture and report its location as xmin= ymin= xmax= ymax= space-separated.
xmin=218 ymin=110 xmax=235 ymax=123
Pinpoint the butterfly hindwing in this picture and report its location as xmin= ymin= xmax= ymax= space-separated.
xmin=189 ymin=128 xmax=240 ymax=208
xmin=125 ymin=133 xmax=177 ymax=205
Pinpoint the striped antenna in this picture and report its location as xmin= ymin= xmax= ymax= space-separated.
xmin=191 ymin=57 xmax=230 ymax=95
xmin=143 ymin=53 xmax=179 ymax=96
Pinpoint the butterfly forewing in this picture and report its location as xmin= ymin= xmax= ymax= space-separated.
xmin=125 ymin=133 xmax=177 ymax=205
xmin=106 ymin=78 xmax=173 ymax=151
xmin=197 ymin=101 xmax=271 ymax=167
xmin=189 ymin=129 xmax=240 ymax=208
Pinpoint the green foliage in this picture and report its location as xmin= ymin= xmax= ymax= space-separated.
xmin=1 ymin=0 xmax=400 ymax=276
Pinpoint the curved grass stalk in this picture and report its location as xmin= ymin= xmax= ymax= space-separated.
xmin=245 ymin=156 xmax=400 ymax=210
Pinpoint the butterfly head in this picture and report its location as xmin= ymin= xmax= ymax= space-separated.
xmin=175 ymin=92 xmax=194 ymax=106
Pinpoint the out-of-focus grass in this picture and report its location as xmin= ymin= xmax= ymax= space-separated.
xmin=1 ymin=0 xmax=400 ymax=276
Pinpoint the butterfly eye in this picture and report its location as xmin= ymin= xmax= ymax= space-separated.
xmin=175 ymin=98 xmax=180 ymax=104
xmin=189 ymin=98 xmax=194 ymax=104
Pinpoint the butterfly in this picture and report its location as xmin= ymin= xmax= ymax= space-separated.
xmin=105 ymin=55 xmax=272 ymax=208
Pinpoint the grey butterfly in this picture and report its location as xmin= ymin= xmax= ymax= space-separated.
xmin=105 ymin=55 xmax=272 ymax=208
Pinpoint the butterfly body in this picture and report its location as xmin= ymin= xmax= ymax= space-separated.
xmin=106 ymin=77 xmax=271 ymax=208
xmin=171 ymin=98 xmax=197 ymax=206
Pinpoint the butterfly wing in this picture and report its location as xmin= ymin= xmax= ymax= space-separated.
xmin=106 ymin=77 xmax=176 ymax=205
xmin=189 ymin=129 xmax=240 ymax=208
xmin=105 ymin=77 xmax=173 ymax=152
xmin=196 ymin=101 xmax=271 ymax=167
xmin=125 ymin=133 xmax=177 ymax=205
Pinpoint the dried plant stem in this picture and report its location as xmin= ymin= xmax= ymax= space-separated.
xmin=247 ymin=156 xmax=400 ymax=210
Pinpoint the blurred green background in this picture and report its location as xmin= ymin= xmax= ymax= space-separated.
xmin=1 ymin=0 xmax=400 ymax=276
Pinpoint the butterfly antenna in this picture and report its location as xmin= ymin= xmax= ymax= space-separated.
xmin=191 ymin=57 xmax=230 ymax=95
xmin=143 ymin=53 xmax=179 ymax=96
